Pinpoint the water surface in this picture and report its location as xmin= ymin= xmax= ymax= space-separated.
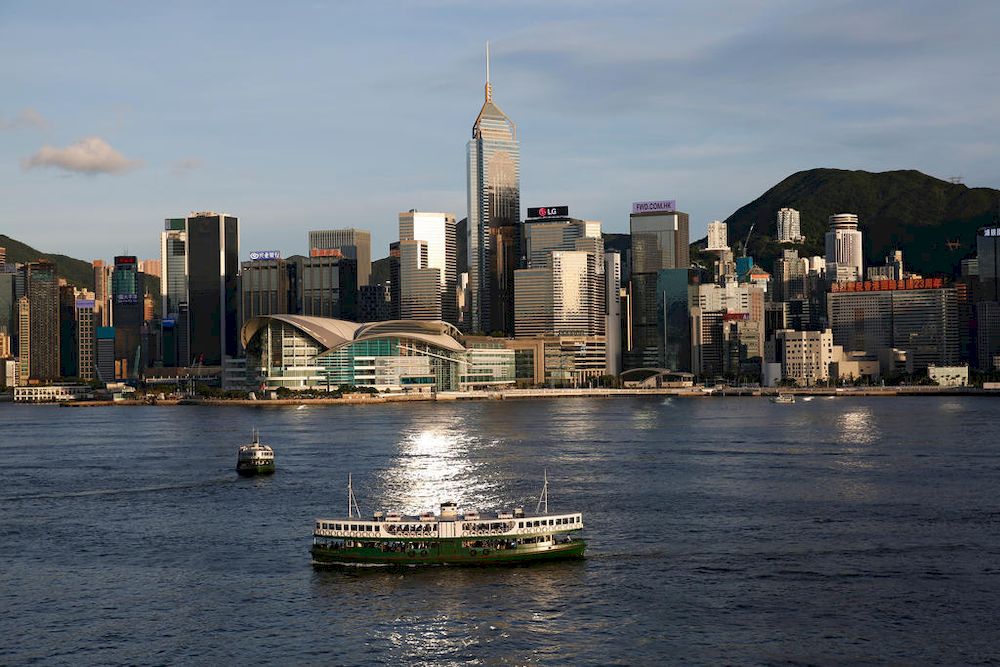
xmin=1 ymin=397 xmax=999 ymax=665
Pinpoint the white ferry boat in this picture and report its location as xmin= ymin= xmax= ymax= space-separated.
xmin=772 ymin=394 xmax=796 ymax=404
xmin=311 ymin=473 xmax=585 ymax=566
xmin=236 ymin=429 xmax=275 ymax=476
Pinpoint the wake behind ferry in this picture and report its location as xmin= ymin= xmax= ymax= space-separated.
xmin=311 ymin=474 xmax=585 ymax=566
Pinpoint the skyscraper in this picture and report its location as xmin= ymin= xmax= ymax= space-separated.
xmin=59 ymin=284 xmax=78 ymax=378
xmin=514 ymin=250 xmax=601 ymax=338
xmin=515 ymin=212 xmax=605 ymax=339
xmin=76 ymin=299 xmax=96 ymax=381
xmin=92 ymin=260 xmax=113 ymax=326
xmin=398 ymin=240 xmax=442 ymax=321
xmin=0 ymin=272 xmax=14 ymax=341
xmin=308 ymin=228 xmax=372 ymax=287
xmin=605 ymin=252 xmax=623 ymax=375
xmin=160 ymin=219 xmax=187 ymax=318
xmin=288 ymin=254 xmax=357 ymax=319
xmin=20 ymin=261 xmax=60 ymax=381
xmin=978 ymin=226 xmax=1000 ymax=302
xmin=627 ymin=200 xmax=690 ymax=368
xmin=240 ymin=257 xmax=292 ymax=321
xmin=185 ymin=212 xmax=240 ymax=365
xmin=825 ymin=213 xmax=864 ymax=282
xmin=398 ymin=211 xmax=458 ymax=323
xmin=523 ymin=212 xmax=602 ymax=269
xmin=112 ymin=255 xmax=144 ymax=376
xmin=827 ymin=279 xmax=958 ymax=372
xmin=706 ymin=221 xmax=729 ymax=251
xmin=467 ymin=43 xmax=521 ymax=335
xmin=777 ymin=208 xmax=803 ymax=243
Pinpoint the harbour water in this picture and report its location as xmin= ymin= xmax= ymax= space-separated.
xmin=2 ymin=397 xmax=999 ymax=665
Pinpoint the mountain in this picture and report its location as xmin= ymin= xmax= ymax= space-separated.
xmin=718 ymin=169 xmax=1000 ymax=277
xmin=0 ymin=235 xmax=161 ymax=305
xmin=1 ymin=234 xmax=96 ymax=290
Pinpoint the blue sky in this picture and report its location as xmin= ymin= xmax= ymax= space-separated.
xmin=1 ymin=0 xmax=998 ymax=263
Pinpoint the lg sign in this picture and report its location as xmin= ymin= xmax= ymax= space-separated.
xmin=528 ymin=206 xmax=569 ymax=218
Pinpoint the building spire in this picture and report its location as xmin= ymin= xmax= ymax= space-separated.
xmin=485 ymin=41 xmax=492 ymax=103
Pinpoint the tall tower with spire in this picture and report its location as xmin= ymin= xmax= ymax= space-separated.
xmin=467 ymin=42 xmax=521 ymax=334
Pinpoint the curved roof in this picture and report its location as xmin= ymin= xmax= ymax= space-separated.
xmin=241 ymin=315 xmax=466 ymax=353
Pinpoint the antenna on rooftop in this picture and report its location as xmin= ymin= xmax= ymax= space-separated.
xmin=484 ymin=41 xmax=493 ymax=103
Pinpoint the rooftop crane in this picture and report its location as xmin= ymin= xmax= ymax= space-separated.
xmin=742 ymin=222 xmax=756 ymax=258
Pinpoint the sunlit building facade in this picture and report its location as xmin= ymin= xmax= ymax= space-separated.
xmin=242 ymin=315 xmax=514 ymax=391
xmin=827 ymin=279 xmax=959 ymax=372
xmin=514 ymin=250 xmax=602 ymax=338
xmin=825 ymin=213 xmax=864 ymax=282
xmin=399 ymin=211 xmax=457 ymax=323
xmin=777 ymin=207 xmax=803 ymax=243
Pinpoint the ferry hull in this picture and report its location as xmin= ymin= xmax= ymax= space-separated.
xmin=236 ymin=462 xmax=275 ymax=476
xmin=311 ymin=539 xmax=585 ymax=567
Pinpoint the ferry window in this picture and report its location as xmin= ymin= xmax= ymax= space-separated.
xmin=351 ymin=524 xmax=358 ymax=531
xmin=518 ymin=522 xmax=523 ymax=528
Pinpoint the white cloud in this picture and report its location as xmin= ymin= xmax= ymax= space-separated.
xmin=22 ymin=136 xmax=141 ymax=174
xmin=171 ymin=157 xmax=203 ymax=175
xmin=0 ymin=107 xmax=48 ymax=131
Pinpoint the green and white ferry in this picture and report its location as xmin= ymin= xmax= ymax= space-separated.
xmin=311 ymin=474 xmax=585 ymax=566
xmin=236 ymin=429 xmax=275 ymax=476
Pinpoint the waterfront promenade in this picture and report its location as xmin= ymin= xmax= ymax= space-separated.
xmin=44 ymin=384 xmax=1000 ymax=407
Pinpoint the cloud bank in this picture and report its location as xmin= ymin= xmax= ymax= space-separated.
xmin=22 ymin=136 xmax=141 ymax=174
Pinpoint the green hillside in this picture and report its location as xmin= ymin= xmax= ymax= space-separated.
xmin=1 ymin=233 xmax=96 ymax=290
xmin=0 ymin=234 xmax=161 ymax=306
xmin=719 ymin=169 xmax=1000 ymax=277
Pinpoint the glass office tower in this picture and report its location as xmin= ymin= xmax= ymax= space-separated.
xmin=185 ymin=212 xmax=239 ymax=366
xmin=627 ymin=208 xmax=690 ymax=369
xmin=467 ymin=45 xmax=520 ymax=334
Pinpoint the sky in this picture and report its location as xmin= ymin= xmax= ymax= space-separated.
xmin=1 ymin=0 xmax=998 ymax=263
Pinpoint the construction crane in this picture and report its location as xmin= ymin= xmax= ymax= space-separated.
xmin=742 ymin=222 xmax=756 ymax=258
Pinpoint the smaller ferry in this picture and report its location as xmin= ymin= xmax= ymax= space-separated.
xmin=771 ymin=393 xmax=796 ymax=404
xmin=311 ymin=473 xmax=585 ymax=566
xmin=236 ymin=429 xmax=275 ymax=476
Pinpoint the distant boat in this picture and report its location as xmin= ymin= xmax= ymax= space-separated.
xmin=771 ymin=394 xmax=795 ymax=404
xmin=311 ymin=473 xmax=585 ymax=566
xmin=236 ymin=429 xmax=275 ymax=476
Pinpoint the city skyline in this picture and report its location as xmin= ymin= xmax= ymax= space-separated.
xmin=3 ymin=2 xmax=999 ymax=263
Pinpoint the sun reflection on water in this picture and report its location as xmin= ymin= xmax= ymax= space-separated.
xmin=375 ymin=429 xmax=503 ymax=515
xmin=837 ymin=407 xmax=880 ymax=447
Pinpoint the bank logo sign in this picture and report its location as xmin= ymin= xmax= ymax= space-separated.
xmin=631 ymin=200 xmax=676 ymax=214
xmin=249 ymin=250 xmax=281 ymax=261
